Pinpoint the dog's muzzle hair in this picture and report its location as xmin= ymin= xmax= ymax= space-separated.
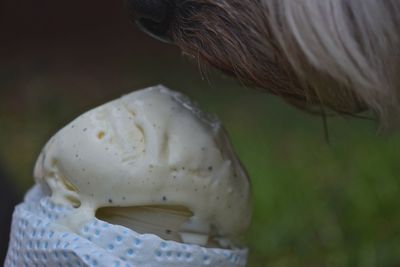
xmin=127 ymin=0 xmax=400 ymax=127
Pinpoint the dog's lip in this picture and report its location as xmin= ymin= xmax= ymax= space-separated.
xmin=130 ymin=0 xmax=202 ymax=44
xmin=135 ymin=18 xmax=173 ymax=43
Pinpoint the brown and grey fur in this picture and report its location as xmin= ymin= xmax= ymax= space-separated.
xmin=168 ymin=0 xmax=400 ymax=127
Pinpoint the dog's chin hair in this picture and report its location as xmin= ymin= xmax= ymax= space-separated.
xmin=172 ymin=0 xmax=400 ymax=128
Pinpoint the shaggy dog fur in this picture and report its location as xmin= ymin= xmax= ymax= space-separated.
xmin=128 ymin=0 xmax=400 ymax=128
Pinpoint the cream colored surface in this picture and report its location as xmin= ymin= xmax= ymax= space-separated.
xmin=34 ymin=85 xmax=251 ymax=244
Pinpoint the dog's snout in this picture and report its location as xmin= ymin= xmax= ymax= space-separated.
xmin=126 ymin=0 xmax=174 ymax=43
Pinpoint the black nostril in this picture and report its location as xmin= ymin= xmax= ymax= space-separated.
xmin=128 ymin=0 xmax=171 ymax=23
xmin=126 ymin=0 xmax=174 ymax=43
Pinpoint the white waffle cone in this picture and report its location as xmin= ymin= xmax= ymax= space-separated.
xmin=5 ymin=185 xmax=248 ymax=267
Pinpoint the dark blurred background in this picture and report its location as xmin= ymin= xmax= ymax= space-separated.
xmin=1 ymin=1 xmax=400 ymax=266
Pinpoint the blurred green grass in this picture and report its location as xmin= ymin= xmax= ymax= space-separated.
xmin=1 ymin=56 xmax=400 ymax=267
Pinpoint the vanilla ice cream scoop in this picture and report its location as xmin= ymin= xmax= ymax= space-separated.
xmin=34 ymin=85 xmax=251 ymax=248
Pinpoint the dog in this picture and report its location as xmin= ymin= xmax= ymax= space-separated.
xmin=126 ymin=0 xmax=400 ymax=128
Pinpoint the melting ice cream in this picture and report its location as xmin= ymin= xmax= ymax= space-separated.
xmin=34 ymin=85 xmax=252 ymax=248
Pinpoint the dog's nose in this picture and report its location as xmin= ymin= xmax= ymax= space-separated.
xmin=126 ymin=0 xmax=174 ymax=43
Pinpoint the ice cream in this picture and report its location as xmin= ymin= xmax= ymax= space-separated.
xmin=33 ymin=85 xmax=252 ymax=249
